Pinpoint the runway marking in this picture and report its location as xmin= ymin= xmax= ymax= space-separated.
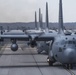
xmin=66 ymin=69 xmax=75 ymax=75
xmin=0 ymin=65 xmax=49 ymax=68
xmin=0 ymin=53 xmax=46 ymax=55
xmin=2 ymin=43 xmax=75 ymax=75
xmin=4 ymin=47 xmax=36 ymax=50
xmin=64 ymin=67 xmax=75 ymax=75
xmin=0 ymin=44 xmax=7 ymax=57
xmin=29 ymin=48 xmax=44 ymax=75
xmin=0 ymin=46 xmax=48 ymax=68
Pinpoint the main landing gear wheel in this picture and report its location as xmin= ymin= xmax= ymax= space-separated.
xmin=66 ymin=64 xmax=73 ymax=69
xmin=38 ymin=52 xmax=40 ymax=54
xmin=48 ymin=61 xmax=53 ymax=66
xmin=47 ymin=57 xmax=53 ymax=66
xmin=37 ymin=51 xmax=42 ymax=54
xmin=70 ymin=64 xmax=73 ymax=69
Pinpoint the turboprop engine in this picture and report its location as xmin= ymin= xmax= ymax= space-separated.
xmin=11 ymin=43 xmax=18 ymax=51
xmin=27 ymin=35 xmax=38 ymax=48
xmin=28 ymin=40 xmax=37 ymax=48
xmin=11 ymin=39 xmax=18 ymax=51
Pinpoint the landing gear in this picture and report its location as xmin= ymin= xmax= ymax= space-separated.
xmin=47 ymin=57 xmax=53 ymax=66
xmin=70 ymin=64 xmax=73 ymax=69
xmin=66 ymin=64 xmax=69 ymax=69
xmin=48 ymin=60 xmax=53 ymax=66
xmin=38 ymin=51 xmax=41 ymax=54
xmin=66 ymin=64 xmax=73 ymax=69
xmin=37 ymin=50 xmax=42 ymax=54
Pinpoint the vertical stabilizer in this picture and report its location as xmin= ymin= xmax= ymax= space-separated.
xmin=46 ymin=2 xmax=49 ymax=32
xmin=39 ymin=8 xmax=42 ymax=30
xmin=35 ymin=11 xmax=38 ymax=30
xmin=58 ymin=0 xmax=64 ymax=34
xmin=41 ymin=14 xmax=43 ymax=29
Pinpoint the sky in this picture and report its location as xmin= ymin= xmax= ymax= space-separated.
xmin=0 ymin=0 xmax=76 ymax=23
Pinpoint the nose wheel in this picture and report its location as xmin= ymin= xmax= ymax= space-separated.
xmin=47 ymin=57 xmax=53 ymax=66
xmin=66 ymin=64 xmax=73 ymax=69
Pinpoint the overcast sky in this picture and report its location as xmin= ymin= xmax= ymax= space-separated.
xmin=0 ymin=0 xmax=76 ymax=23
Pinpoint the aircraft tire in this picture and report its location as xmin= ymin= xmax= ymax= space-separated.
xmin=48 ymin=60 xmax=53 ymax=66
xmin=38 ymin=51 xmax=41 ymax=54
xmin=37 ymin=50 xmax=42 ymax=54
xmin=66 ymin=64 xmax=69 ymax=69
xmin=70 ymin=64 xmax=73 ymax=69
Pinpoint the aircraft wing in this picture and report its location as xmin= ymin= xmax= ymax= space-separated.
xmin=0 ymin=34 xmax=29 ymax=41
xmin=3 ymin=30 xmax=25 ymax=35
xmin=0 ymin=31 xmax=57 ymax=41
xmin=0 ymin=29 xmax=44 ymax=41
xmin=34 ymin=33 xmax=57 ymax=41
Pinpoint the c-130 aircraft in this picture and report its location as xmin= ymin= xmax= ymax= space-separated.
xmin=0 ymin=0 xmax=76 ymax=69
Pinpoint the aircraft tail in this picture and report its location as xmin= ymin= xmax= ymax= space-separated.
xmin=35 ymin=11 xmax=38 ymax=30
xmin=45 ymin=2 xmax=49 ymax=32
xmin=39 ymin=8 xmax=42 ymax=30
xmin=41 ymin=14 xmax=43 ymax=29
xmin=58 ymin=0 xmax=64 ymax=34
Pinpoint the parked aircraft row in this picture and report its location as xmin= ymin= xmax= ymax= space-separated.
xmin=0 ymin=0 xmax=76 ymax=69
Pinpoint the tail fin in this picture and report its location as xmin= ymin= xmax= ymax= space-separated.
xmin=45 ymin=2 xmax=49 ymax=32
xmin=35 ymin=11 xmax=38 ymax=30
xmin=41 ymin=13 xmax=43 ymax=29
xmin=58 ymin=0 xmax=64 ymax=34
xmin=39 ymin=8 xmax=42 ymax=30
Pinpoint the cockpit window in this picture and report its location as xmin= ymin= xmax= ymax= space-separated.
xmin=60 ymin=40 xmax=76 ymax=45
xmin=73 ymin=41 xmax=76 ymax=44
xmin=61 ymin=40 xmax=66 ymax=44
xmin=68 ymin=41 xmax=72 ymax=44
xmin=67 ymin=41 xmax=76 ymax=44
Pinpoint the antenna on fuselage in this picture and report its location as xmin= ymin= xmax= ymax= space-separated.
xmin=58 ymin=0 xmax=64 ymax=34
xmin=35 ymin=11 xmax=38 ymax=30
xmin=45 ymin=2 xmax=49 ymax=33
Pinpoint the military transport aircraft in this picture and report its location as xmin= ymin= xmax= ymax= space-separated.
xmin=24 ymin=9 xmax=45 ymax=47
xmin=37 ymin=2 xmax=58 ymax=54
xmin=30 ymin=0 xmax=76 ymax=69
xmin=0 ymin=0 xmax=76 ymax=69
xmin=25 ymin=8 xmax=44 ymax=34
xmin=34 ymin=0 xmax=76 ymax=69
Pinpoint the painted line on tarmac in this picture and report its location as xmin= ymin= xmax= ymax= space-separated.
xmin=0 ymin=44 xmax=7 ymax=57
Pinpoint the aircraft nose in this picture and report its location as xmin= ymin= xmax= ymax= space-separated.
xmin=64 ymin=48 xmax=75 ymax=62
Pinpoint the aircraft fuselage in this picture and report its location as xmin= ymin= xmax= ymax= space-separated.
xmin=49 ymin=35 xmax=76 ymax=64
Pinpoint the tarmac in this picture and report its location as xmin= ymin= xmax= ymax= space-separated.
xmin=0 ymin=41 xmax=76 ymax=75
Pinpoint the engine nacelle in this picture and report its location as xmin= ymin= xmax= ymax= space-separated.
xmin=28 ymin=41 xmax=37 ymax=48
xmin=31 ymin=41 xmax=37 ymax=48
xmin=11 ymin=43 xmax=18 ymax=51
